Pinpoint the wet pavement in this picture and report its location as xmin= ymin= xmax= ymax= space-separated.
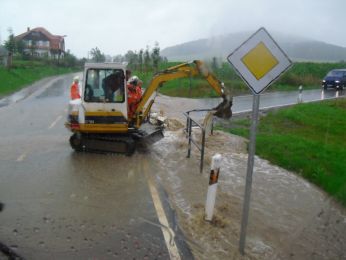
xmin=0 ymin=74 xmax=345 ymax=259
xmin=0 ymin=74 xmax=187 ymax=259
xmin=152 ymin=87 xmax=345 ymax=123
xmin=0 ymin=150 xmax=173 ymax=259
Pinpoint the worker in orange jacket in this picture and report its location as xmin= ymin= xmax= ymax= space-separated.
xmin=127 ymin=76 xmax=142 ymax=119
xmin=70 ymin=76 xmax=81 ymax=100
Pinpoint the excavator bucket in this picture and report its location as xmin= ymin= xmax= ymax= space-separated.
xmin=213 ymin=92 xmax=233 ymax=119
xmin=134 ymin=123 xmax=165 ymax=151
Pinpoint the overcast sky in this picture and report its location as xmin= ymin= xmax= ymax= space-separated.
xmin=0 ymin=0 xmax=345 ymax=58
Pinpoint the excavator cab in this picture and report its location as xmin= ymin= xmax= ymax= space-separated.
xmin=67 ymin=63 xmax=130 ymax=134
xmin=83 ymin=64 xmax=128 ymax=118
xmin=85 ymin=68 xmax=125 ymax=103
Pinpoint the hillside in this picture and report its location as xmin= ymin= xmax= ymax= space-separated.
xmin=161 ymin=31 xmax=346 ymax=62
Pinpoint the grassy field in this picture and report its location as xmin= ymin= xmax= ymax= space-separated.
xmin=132 ymin=61 xmax=346 ymax=98
xmin=219 ymin=98 xmax=346 ymax=205
xmin=0 ymin=59 xmax=79 ymax=97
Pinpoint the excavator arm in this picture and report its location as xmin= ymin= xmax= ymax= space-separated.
xmin=134 ymin=60 xmax=232 ymax=127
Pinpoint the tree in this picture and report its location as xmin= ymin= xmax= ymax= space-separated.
xmin=211 ymin=57 xmax=218 ymax=71
xmin=104 ymin=55 xmax=112 ymax=62
xmin=119 ymin=42 xmax=165 ymax=72
xmin=4 ymin=28 xmax=16 ymax=68
xmin=16 ymin=40 xmax=26 ymax=56
xmin=113 ymin=54 xmax=124 ymax=62
xmin=4 ymin=28 xmax=16 ymax=51
xmin=151 ymin=42 xmax=160 ymax=72
xmin=90 ymin=47 xmax=105 ymax=62
xmin=144 ymin=46 xmax=151 ymax=71
xmin=62 ymin=50 xmax=78 ymax=67
xmin=162 ymin=56 xmax=168 ymax=64
xmin=125 ymin=50 xmax=140 ymax=70
xmin=134 ymin=52 xmax=139 ymax=70
xmin=138 ymin=49 xmax=144 ymax=72
xmin=124 ymin=50 xmax=135 ymax=63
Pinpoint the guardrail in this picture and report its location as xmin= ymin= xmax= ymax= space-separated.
xmin=184 ymin=109 xmax=214 ymax=173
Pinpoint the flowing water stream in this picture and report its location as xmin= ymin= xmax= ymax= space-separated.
xmin=148 ymin=122 xmax=346 ymax=259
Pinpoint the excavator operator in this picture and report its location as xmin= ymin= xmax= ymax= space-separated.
xmin=104 ymin=72 xmax=124 ymax=102
xmin=127 ymin=76 xmax=142 ymax=119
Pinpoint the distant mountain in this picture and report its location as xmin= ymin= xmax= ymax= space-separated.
xmin=161 ymin=32 xmax=346 ymax=62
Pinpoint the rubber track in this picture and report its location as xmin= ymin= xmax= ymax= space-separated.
xmin=71 ymin=133 xmax=136 ymax=156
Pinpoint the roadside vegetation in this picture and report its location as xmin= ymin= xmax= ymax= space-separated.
xmin=154 ymin=60 xmax=346 ymax=97
xmin=107 ymin=43 xmax=346 ymax=97
xmin=127 ymin=57 xmax=346 ymax=98
xmin=0 ymin=58 xmax=81 ymax=96
xmin=218 ymin=99 xmax=346 ymax=205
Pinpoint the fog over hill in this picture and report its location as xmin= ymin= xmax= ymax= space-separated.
xmin=161 ymin=31 xmax=346 ymax=62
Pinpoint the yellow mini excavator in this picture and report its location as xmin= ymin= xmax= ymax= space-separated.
xmin=65 ymin=60 xmax=232 ymax=154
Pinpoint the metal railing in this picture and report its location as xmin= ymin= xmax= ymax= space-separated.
xmin=184 ymin=109 xmax=214 ymax=173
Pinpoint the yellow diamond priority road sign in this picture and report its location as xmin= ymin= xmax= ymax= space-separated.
xmin=227 ymin=28 xmax=292 ymax=94
xmin=241 ymin=42 xmax=279 ymax=80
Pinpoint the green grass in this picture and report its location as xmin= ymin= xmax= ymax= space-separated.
xmin=220 ymin=99 xmax=346 ymax=205
xmin=0 ymin=59 xmax=79 ymax=97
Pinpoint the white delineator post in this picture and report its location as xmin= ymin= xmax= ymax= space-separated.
xmin=298 ymin=85 xmax=303 ymax=103
xmin=205 ymin=154 xmax=222 ymax=221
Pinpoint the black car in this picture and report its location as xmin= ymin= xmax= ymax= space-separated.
xmin=322 ymin=69 xmax=346 ymax=90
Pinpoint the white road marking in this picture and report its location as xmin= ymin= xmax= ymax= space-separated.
xmin=145 ymin=172 xmax=181 ymax=260
xmin=48 ymin=115 xmax=63 ymax=129
xmin=16 ymin=153 xmax=27 ymax=162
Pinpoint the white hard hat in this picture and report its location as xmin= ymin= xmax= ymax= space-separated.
xmin=128 ymin=75 xmax=139 ymax=85
xmin=73 ymin=76 xmax=79 ymax=82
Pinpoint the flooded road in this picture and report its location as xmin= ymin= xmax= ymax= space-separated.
xmin=0 ymin=74 xmax=186 ymax=259
xmin=149 ymin=87 xmax=346 ymax=259
xmin=0 ymin=152 xmax=172 ymax=258
xmin=0 ymin=74 xmax=345 ymax=259
xmin=150 ymin=130 xmax=346 ymax=259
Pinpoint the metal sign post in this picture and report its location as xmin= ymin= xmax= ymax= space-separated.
xmin=227 ymin=27 xmax=292 ymax=255
xmin=239 ymin=94 xmax=260 ymax=254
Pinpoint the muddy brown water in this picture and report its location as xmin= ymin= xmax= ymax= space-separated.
xmin=148 ymin=122 xmax=346 ymax=259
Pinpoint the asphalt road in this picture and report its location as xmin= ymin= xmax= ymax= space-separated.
xmin=153 ymin=86 xmax=345 ymax=121
xmin=0 ymin=74 xmax=344 ymax=259
xmin=0 ymin=74 xmax=188 ymax=259
xmin=233 ymin=87 xmax=344 ymax=112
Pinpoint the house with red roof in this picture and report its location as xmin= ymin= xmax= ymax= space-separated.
xmin=15 ymin=27 xmax=65 ymax=58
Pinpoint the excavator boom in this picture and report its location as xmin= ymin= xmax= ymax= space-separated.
xmin=134 ymin=60 xmax=232 ymax=127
